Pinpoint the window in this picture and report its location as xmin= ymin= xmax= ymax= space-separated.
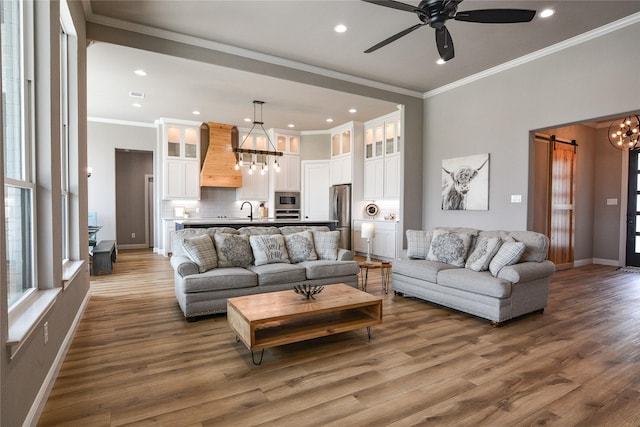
xmin=2 ymin=0 xmax=35 ymax=308
xmin=60 ymin=19 xmax=69 ymax=263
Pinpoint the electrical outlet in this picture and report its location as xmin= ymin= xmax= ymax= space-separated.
xmin=44 ymin=321 xmax=49 ymax=344
xmin=131 ymin=232 xmax=136 ymax=238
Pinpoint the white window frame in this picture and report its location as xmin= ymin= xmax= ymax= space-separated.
xmin=60 ymin=17 xmax=70 ymax=265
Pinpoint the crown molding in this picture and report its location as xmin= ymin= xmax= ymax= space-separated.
xmin=425 ymin=12 xmax=640 ymax=99
xmin=88 ymin=116 xmax=157 ymax=128
xmin=85 ymin=14 xmax=424 ymax=100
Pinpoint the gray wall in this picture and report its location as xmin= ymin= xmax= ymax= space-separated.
xmin=301 ymin=133 xmax=330 ymax=160
xmin=88 ymin=121 xmax=157 ymax=245
xmin=424 ymin=22 xmax=640 ymax=265
xmin=115 ymin=149 xmax=153 ymax=245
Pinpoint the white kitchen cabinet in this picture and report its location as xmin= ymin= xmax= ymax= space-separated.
xmin=302 ymin=160 xmax=330 ymax=220
xmin=237 ymin=163 xmax=269 ymax=201
xmin=363 ymin=111 xmax=401 ymax=200
xmin=274 ymin=154 xmax=300 ymax=191
xmin=330 ymin=155 xmax=352 ymax=185
xmin=160 ymin=119 xmax=201 ymax=200
xmin=163 ymin=219 xmax=176 ymax=256
xmin=330 ymin=123 xmax=354 ymax=185
xmin=353 ymin=219 xmax=398 ymax=260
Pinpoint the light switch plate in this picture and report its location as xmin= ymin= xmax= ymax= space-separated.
xmin=511 ymin=194 xmax=522 ymax=203
xmin=607 ymin=198 xmax=618 ymax=206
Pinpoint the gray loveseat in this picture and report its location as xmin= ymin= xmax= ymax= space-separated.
xmin=170 ymin=225 xmax=359 ymax=319
xmin=392 ymin=227 xmax=555 ymax=326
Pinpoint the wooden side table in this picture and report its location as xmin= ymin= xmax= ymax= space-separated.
xmin=359 ymin=261 xmax=392 ymax=294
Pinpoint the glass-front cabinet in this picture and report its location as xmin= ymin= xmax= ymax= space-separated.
xmin=363 ymin=111 xmax=401 ymax=200
xmin=160 ymin=119 xmax=202 ymax=200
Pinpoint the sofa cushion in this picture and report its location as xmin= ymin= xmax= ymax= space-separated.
xmin=237 ymin=226 xmax=281 ymax=236
xmin=284 ymin=231 xmax=318 ymax=263
xmin=393 ymin=258 xmax=458 ymax=283
xmin=213 ymin=233 xmax=254 ymax=268
xmin=298 ymin=260 xmax=359 ymax=280
xmin=509 ymin=231 xmax=550 ymax=262
xmin=247 ymin=263 xmax=307 ymax=286
xmin=406 ymin=229 xmax=432 ymax=259
xmin=182 ymin=234 xmax=217 ymax=273
xmin=279 ymin=225 xmax=330 ymax=235
xmin=249 ymin=234 xmax=290 ymax=266
xmin=437 ymin=268 xmax=512 ymax=299
xmin=313 ymin=230 xmax=340 ymax=260
xmin=465 ymin=236 xmax=502 ymax=272
xmin=181 ymin=267 xmax=257 ymax=293
xmin=489 ymin=241 xmax=526 ymax=277
xmin=171 ymin=227 xmax=237 ymax=258
xmin=427 ymin=229 xmax=473 ymax=267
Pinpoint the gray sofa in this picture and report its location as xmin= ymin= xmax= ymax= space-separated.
xmin=170 ymin=225 xmax=359 ymax=319
xmin=392 ymin=227 xmax=555 ymax=326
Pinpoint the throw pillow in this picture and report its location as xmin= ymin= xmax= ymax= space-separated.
xmin=213 ymin=233 xmax=254 ymax=268
xmin=249 ymin=234 xmax=290 ymax=266
xmin=406 ymin=229 xmax=432 ymax=259
xmin=465 ymin=236 xmax=502 ymax=272
xmin=312 ymin=230 xmax=340 ymax=260
xmin=182 ymin=234 xmax=217 ymax=273
xmin=284 ymin=231 xmax=318 ymax=263
xmin=427 ymin=229 xmax=473 ymax=267
xmin=489 ymin=241 xmax=526 ymax=277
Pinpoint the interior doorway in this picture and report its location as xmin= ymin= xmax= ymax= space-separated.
xmin=625 ymin=149 xmax=640 ymax=266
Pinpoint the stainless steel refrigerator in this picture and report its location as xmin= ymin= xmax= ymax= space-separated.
xmin=330 ymin=184 xmax=351 ymax=250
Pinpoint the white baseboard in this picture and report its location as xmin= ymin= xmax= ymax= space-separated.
xmin=592 ymin=258 xmax=621 ymax=267
xmin=117 ymin=243 xmax=151 ymax=250
xmin=24 ymin=289 xmax=92 ymax=427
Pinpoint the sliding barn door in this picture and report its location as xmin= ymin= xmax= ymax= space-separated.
xmin=548 ymin=141 xmax=576 ymax=270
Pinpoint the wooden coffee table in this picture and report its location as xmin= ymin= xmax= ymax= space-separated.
xmin=227 ymin=283 xmax=383 ymax=365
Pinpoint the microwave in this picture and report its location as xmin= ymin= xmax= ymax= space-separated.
xmin=275 ymin=192 xmax=300 ymax=210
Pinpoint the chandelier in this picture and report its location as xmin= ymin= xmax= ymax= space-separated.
xmin=233 ymin=100 xmax=283 ymax=175
xmin=608 ymin=115 xmax=640 ymax=150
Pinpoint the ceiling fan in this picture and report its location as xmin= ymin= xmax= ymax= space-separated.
xmin=362 ymin=0 xmax=536 ymax=61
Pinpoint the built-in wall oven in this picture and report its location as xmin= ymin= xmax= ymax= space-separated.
xmin=275 ymin=192 xmax=300 ymax=220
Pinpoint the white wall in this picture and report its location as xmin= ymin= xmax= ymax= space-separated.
xmin=87 ymin=120 xmax=157 ymax=242
xmin=424 ymin=22 xmax=640 ymax=233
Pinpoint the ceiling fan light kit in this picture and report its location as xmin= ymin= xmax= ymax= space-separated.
xmin=362 ymin=0 xmax=536 ymax=62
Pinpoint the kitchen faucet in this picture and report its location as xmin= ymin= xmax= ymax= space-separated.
xmin=240 ymin=201 xmax=253 ymax=221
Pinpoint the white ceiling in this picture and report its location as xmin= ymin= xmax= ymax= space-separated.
xmin=85 ymin=0 xmax=640 ymax=130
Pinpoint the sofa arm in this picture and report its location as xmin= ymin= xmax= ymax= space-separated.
xmin=497 ymin=260 xmax=556 ymax=283
xmin=170 ymin=255 xmax=199 ymax=277
xmin=337 ymin=248 xmax=353 ymax=261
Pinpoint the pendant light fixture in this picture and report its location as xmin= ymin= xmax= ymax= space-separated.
xmin=233 ymin=100 xmax=283 ymax=172
xmin=608 ymin=114 xmax=640 ymax=150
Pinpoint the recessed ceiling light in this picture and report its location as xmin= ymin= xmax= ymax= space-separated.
xmin=134 ymin=69 xmax=147 ymax=76
xmin=132 ymin=103 xmax=142 ymax=108
xmin=436 ymin=59 xmax=446 ymax=65
xmin=288 ymin=124 xmax=295 ymax=128
xmin=244 ymin=117 xmax=252 ymax=122
xmin=349 ymin=108 xmax=357 ymax=114
xmin=334 ymin=24 xmax=347 ymax=33
xmin=540 ymin=8 xmax=555 ymax=18
xmin=326 ymin=118 xmax=334 ymax=123
xmin=192 ymin=110 xmax=201 ymax=115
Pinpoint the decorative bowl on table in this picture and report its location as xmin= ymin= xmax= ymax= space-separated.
xmin=293 ymin=284 xmax=324 ymax=300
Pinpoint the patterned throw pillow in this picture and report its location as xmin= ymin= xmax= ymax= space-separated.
xmin=406 ymin=229 xmax=432 ymax=259
xmin=249 ymin=234 xmax=290 ymax=266
xmin=465 ymin=236 xmax=502 ymax=272
xmin=284 ymin=231 xmax=318 ymax=263
xmin=213 ymin=233 xmax=254 ymax=268
xmin=312 ymin=230 xmax=340 ymax=260
xmin=489 ymin=241 xmax=526 ymax=277
xmin=182 ymin=234 xmax=217 ymax=273
xmin=427 ymin=229 xmax=473 ymax=267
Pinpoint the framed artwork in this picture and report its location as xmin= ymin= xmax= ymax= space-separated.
xmin=441 ymin=153 xmax=489 ymax=210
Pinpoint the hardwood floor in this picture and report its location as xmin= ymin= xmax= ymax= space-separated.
xmin=38 ymin=251 xmax=640 ymax=426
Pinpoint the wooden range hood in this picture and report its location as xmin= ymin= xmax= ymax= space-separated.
xmin=200 ymin=122 xmax=242 ymax=188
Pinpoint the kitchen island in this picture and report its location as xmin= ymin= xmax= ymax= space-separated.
xmin=175 ymin=218 xmax=338 ymax=230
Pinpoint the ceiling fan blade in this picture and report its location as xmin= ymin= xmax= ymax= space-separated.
xmin=454 ymin=9 xmax=536 ymax=24
xmin=435 ymin=26 xmax=454 ymax=61
xmin=361 ymin=0 xmax=419 ymax=14
xmin=364 ymin=23 xmax=425 ymax=53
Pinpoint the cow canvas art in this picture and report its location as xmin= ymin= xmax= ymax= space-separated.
xmin=441 ymin=153 xmax=490 ymax=210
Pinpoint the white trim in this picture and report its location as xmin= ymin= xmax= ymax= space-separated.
xmin=301 ymin=129 xmax=331 ymax=136
xmin=573 ymin=258 xmax=592 ymax=267
xmin=22 ymin=289 xmax=91 ymax=427
xmin=88 ymin=116 xmax=157 ymax=128
xmin=117 ymin=243 xmax=149 ymax=250
xmin=425 ymin=12 xmax=640 ymax=98
xmin=85 ymin=14 xmax=423 ymax=99
xmin=593 ymin=258 xmax=621 ymax=267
